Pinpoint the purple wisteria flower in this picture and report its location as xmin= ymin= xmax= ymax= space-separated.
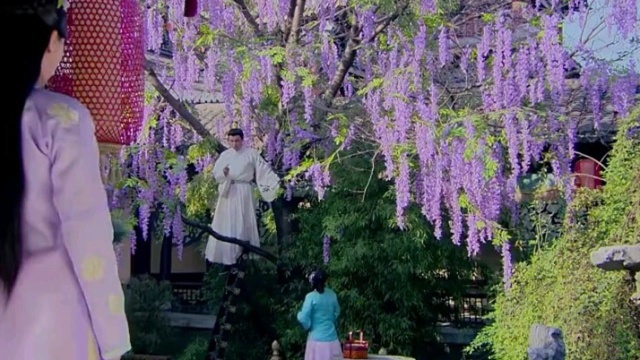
xmin=322 ymin=235 xmax=331 ymax=264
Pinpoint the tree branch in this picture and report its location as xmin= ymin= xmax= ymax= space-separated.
xmin=287 ymin=0 xmax=307 ymax=45
xmin=144 ymin=59 xmax=227 ymax=153
xmin=324 ymin=31 xmax=361 ymax=100
xmin=324 ymin=0 xmax=408 ymax=101
xmin=283 ymin=0 xmax=298 ymax=43
xmin=366 ymin=0 xmax=409 ymax=43
xmin=182 ymin=215 xmax=278 ymax=263
xmin=451 ymin=2 xmax=509 ymax=28
xmin=231 ymin=0 xmax=263 ymax=37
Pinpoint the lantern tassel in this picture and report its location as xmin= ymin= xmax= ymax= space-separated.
xmin=184 ymin=0 xmax=198 ymax=17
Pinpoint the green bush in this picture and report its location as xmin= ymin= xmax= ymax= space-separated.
xmin=200 ymin=260 xmax=288 ymax=359
xmin=469 ymin=107 xmax=640 ymax=360
xmin=112 ymin=209 xmax=134 ymax=244
xmin=195 ymin=150 xmax=485 ymax=360
xmin=279 ymin=155 xmax=483 ymax=357
xmin=124 ymin=275 xmax=174 ymax=355
xmin=176 ymin=337 xmax=208 ymax=360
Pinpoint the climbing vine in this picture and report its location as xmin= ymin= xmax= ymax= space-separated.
xmin=468 ymin=105 xmax=640 ymax=360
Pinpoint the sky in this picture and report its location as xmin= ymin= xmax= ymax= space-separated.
xmin=563 ymin=0 xmax=640 ymax=72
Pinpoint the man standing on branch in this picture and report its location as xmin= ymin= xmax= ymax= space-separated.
xmin=205 ymin=128 xmax=280 ymax=265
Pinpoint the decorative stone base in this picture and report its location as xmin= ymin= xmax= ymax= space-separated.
xmin=590 ymin=245 xmax=640 ymax=272
xmin=527 ymin=324 xmax=566 ymax=360
xmin=591 ymin=244 xmax=640 ymax=304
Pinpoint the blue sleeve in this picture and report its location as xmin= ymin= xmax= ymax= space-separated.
xmin=297 ymin=293 xmax=313 ymax=330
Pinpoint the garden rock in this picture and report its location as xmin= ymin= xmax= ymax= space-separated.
xmin=591 ymin=244 xmax=640 ymax=304
xmin=590 ymin=244 xmax=640 ymax=272
xmin=527 ymin=324 xmax=566 ymax=360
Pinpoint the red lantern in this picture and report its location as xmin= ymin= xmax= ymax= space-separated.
xmin=48 ymin=0 xmax=145 ymax=145
xmin=573 ymin=158 xmax=602 ymax=189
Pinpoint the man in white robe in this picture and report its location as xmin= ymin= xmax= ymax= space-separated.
xmin=205 ymin=128 xmax=280 ymax=265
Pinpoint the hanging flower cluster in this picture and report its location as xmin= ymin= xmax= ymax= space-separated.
xmin=132 ymin=0 xmax=639 ymax=284
xmin=322 ymin=235 xmax=331 ymax=265
xmin=105 ymin=100 xmax=214 ymax=259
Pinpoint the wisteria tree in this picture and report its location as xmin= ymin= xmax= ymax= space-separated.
xmin=108 ymin=0 xmax=639 ymax=283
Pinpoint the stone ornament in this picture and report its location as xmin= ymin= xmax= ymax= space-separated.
xmin=527 ymin=324 xmax=566 ymax=360
xmin=590 ymin=244 xmax=640 ymax=304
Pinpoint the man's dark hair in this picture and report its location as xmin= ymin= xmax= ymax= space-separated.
xmin=227 ymin=128 xmax=244 ymax=139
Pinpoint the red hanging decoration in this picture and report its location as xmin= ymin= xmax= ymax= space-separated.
xmin=48 ymin=0 xmax=145 ymax=145
xmin=573 ymin=158 xmax=603 ymax=189
xmin=184 ymin=0 xmax=198 ymax=17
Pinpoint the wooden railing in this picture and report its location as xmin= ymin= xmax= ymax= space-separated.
xmin=171 ymin=282 xmax=208 ymax=314
xmin=170 ymin=278 xmax=491 ymax=327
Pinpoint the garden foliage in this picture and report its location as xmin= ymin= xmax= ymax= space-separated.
xmin=469 ymin=107 xmax=640 ymax=360
xmin=187 ymin=152 xmax=483 ymax=359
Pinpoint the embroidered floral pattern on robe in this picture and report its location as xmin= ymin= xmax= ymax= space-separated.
xmin=0 ymin=88 xmax=131 ymax=360
xmin=82 ymin=256 xmax=105 ymax=282
xmin=47 ymin=102 xmax=79 ymax=127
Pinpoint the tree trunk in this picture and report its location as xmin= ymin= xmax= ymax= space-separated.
xmin=272 ymin=196 xmax=305 ymax=285
xmin=271 ymin=197 xmax=300 ymax=251
xmin=131 ymin=219 xmax=151 ymax=276
xmin=159 ymin=234 xmax=173 ymax=281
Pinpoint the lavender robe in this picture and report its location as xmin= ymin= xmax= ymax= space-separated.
xmin=0 ymin=88 xmax=131 ymax=359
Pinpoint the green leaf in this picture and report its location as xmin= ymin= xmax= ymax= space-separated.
xmin=356 ymin=77 xmax=385 ymax=96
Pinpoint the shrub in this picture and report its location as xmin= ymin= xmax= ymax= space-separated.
xmin=195 ymin=151 xmax=485 ymax=360
xmin=124 ymin=275 xmax=174 ymax=355
xmin=176 ymin=337 xmax=208 ymax=360
xmin=469 ymin=107 xmax=640 ymax=360
xmin=267 ymin=154 xmax=483 ymax=358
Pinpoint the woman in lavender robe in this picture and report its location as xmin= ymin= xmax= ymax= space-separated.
xmin=0 ymin=1 xmax=130 ymax=359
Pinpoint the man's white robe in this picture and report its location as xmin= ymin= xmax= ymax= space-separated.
xmin=205 ymin=147 xmax=279 ymax=265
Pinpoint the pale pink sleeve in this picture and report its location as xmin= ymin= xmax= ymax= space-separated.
xmin=49 ymin=102 xmax=131 ymax=359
